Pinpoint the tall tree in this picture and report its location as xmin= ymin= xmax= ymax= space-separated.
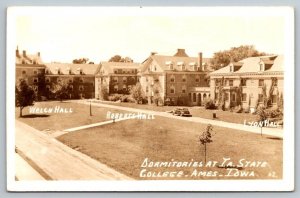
xmin=51 ymin=80 xmax=71 ymax=102
xmin=210 ymin=45 xmax=267 ymax=70
xmin=72 ymin=58 xmax=89 ymax=64
xmin=15 ymin=79 xmax=36 ymax=117
xmin=109 ymin=55 xmax=133 ymax=63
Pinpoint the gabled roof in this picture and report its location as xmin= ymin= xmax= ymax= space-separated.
xmin=210 ymin=55 xmax=284 ymax=76
xmin=142 ymin=54 xmax=211 ymax=72
xmin=44 ymin=63 xmax=99 ymax=75
xmin=100 ymin=61 xmax=141 ymax=74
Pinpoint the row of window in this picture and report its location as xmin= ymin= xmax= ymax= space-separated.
xmin=165 ymin=62 xmax=202 ymax=71
xmin=112 ymin=76 xmax=136 ymax=83
xmin=44 ymin=85 xmax=85 ymax=92
xmin=21 ymin=70 xmax=41 ymax=75
xmin=113 ymin=69 xmax=138 ymax=74
xmin=215 ymin=92 xmax=278 ymax=103
xmin=113 ymin=85 xmax=132 ymax=92
xmin=215 ymin=79 xmax=278 ymax=87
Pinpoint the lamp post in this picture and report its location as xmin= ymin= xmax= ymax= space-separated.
xmin=89 ymin=99 xmax=92 ymax=116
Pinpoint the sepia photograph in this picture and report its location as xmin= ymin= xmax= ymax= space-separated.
xmin=6 ymin=6 xmax=294 ymax=191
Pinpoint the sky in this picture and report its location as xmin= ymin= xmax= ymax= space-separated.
xmin=15 ymin=7 xmax=285 ymax=63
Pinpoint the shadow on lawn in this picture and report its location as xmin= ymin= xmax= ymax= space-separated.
xmin=21 ymin=114 xmax=50 ymax=118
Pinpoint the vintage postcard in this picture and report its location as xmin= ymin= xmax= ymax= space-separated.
xmin=6 ymin=7 xmax=294 ymax=191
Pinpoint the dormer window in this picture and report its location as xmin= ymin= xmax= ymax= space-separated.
xmin=45 ymin=69 xmax=50 ymax=74
xmin=77 ymin=68 xmax=83 ymax=75
xmin=189 ymin=62 xmax=197 ymax=71
xmin=259 ymin=62 xmax=265 ymax=71
xmin=67 ymin=67 xmax=71 ymax=75
xmin=177 ymin=61 xmax=185 ymax=70
xmin=55 ymin=67 xmax=61 ymax=75
xmin=230 ymin=65 xmax=233 ymax=72
xmin=165 ymin=61 xmax=174 ymax=70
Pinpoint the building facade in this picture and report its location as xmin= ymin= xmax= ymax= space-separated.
xmin=95 ymin=62 xmax=141 ymax=99
xmin=44 ymin=63 xmax=99 ymax=99
xmin=15 ymin=48 xmax=47 ymax=99
xmin=139 ymin=49 xmax=211 ymax=106
xmin=209 ymin=55 xmax=284 ymax=111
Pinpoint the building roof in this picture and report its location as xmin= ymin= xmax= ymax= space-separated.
xmin=142 ymin=54 xmax=212 ymax=73
xmin=44 ymin=63 xmax=99 ymax=75
xmin=99 ymin=61 xmax=141 ymax=74
xmin=210 ymin=55 xmax=284 ymax=76
xmin=16 ymin=49 xmax=43 ymax=65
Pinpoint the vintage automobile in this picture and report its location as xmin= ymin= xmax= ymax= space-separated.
xmin=171 ymin=108 xmax=192 ymax=117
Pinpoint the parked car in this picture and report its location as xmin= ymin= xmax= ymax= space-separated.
xmin=171 ymin=108 xmax=192 ymax=117
xmin=180 ymin=108 xmax=192 ymax=117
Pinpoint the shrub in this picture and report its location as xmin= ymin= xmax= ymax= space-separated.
xmin=120 ymin=95 xmax=135 ymax=103
xmin=204 ymin=99 xmax=217 ymax=110
xmin=108 ymin=94 xmax=122 ymax=102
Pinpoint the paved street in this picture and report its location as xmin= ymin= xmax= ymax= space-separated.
xmin=74 ymin=100 xmax=283 ymax=138
xmin=15 ymin=120 xmax=132 ymax=180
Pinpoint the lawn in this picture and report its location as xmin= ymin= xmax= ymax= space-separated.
xmin=15 ymin=101 xmax=128 ymax=131
xmin=58 ymin=115 xmax=282 ymax=180
xmin=93 ymin=101 xmax=258 ymax=125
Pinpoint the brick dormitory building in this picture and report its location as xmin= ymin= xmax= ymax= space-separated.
xmin=15 ymin=47 xmax=284 ymax=110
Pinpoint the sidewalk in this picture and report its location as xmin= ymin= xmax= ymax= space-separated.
xmin=73 ymin=100 xmax=283 ymax=138
xmin=15 ymin=120 xmax=132 ymax=180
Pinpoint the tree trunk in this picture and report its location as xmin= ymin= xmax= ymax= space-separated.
xmin=19 ymin=107 xmax=23 ymax=117
xmin=204 ymin=143 xmax=207 ymax=164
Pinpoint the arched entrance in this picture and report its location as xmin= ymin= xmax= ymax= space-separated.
xmin=203 ymin=93 xmax=207 ymax=102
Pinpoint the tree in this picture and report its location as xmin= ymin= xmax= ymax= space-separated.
xmin=51 ymin=80 xmax=71 ymax=102
xmin=72 ymin=58 xmax=89 ymax=64
xmin=130 ymin=83 xmax=145 ymax=103
xmin=109 ymin=55 xmax=133 ymax=63
xmin=199 ymin=124 xmax=215 ymax=164
xmin=99 ymin=84 xmax=109 ymax=100
xmin=15 ymin=79 xmax=36 ymax=117
xmin=210 ymin=45 xmax=267 ymax=70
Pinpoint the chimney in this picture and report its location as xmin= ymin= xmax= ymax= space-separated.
xmin=174 ymin=48 xmax=188 ymax=57
xmin=198 ymin=52 xmax=203 ymax=71
xmin=37 ymin=52 xmax=40 ymax=57
xmin=23 ymin=50 xmax=26 ymax=57
xmin=16 ymin=46 xmax=19 ymax=57
xmin=151 ymin=52 xmax=157 ymax=56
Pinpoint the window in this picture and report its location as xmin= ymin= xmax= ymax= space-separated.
xmin=260 ymin=63 xmax=264 ymax=71
xmin=114 ymin=85 xmax=118 ymax=92
xmin=215 ymin=93 xmax=219 ymax=100
xmin=241 ymin=79 xmax=247 ymax=86
xmin=33 ymin=70 xmax=37 ymax=75
xmin=273 ymin=78 xmax=278 ymax=86
xmin=146 ymin=77 xmax=148 ymax=82
xmin=182 ymin=86 xmax=186 ymax=94
xmin=193 ymin=93 xmax=196 ymax=102
xmin=57 ymin=78 xmax=62 ymax=83
xmin=182 ymin=75 xmax=186 ymax=82
xmin=195 ymin=76 xmax=200 ymax=82
xmin=230 ymin=65 xmax=233 ymax=72
xmin=114 ymin=70 xmax=118 ymax=74
xmin=182 ymin=65 xmax=186 ymax=70
xmin=68 ymin=78 xmax=73 ymax=83
xmin=123 ymin=85 xmax=127 ymax=91
xmin=33 ymin=78 xmax=38 ymax=83
xmin=258 ymin=94 xmax=263 ymax=103
xmin=170 ymin=86 xmax=175 ymax=94
xmin=123 ymin=77 xmax=127 ymax=83
xmin=69 ymin=85 xmax=73 ymax=91
xmin=229 ymin=80 xmax=233 ymax=86
xmin=45 ymin=69 xmax=49 ymax=74
xmin=79 ymin=85 xmax=84 ymax=91
xmin=22 ymin=70 xmax=26 ymax=75
xmin=170 ymin=75 xmax=175 ymax=83
xmin=225 ymin=93 xmax=229 ymax=101
xmin=57 ymin=69 xmax=61 ymax=75
xmin=113 ymin=77 xmax=118 ymax=83
xmin=170 ymin=64 xmax=174 ymax=70
xmin=272 ymin=95 xmax=277 ymax=104
xmin=242 ymin=93 xmax=247 ymax=102
xmin=69 ymin=70 xmax=72 ymax=75
xmin=79 ymin=78 xmax=84 ymax=83
xmin=46 ymin=85 xmax=50 ymax=92
xmin=231 ymin=93 xmax=236 ymax=102
xmin=146 ymin=86 xmax=149 ymax=92
xmin=259 ymin=79 xmax=264 ymax=87
xmin=46 ymin=77 xmax=50 ymax=83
